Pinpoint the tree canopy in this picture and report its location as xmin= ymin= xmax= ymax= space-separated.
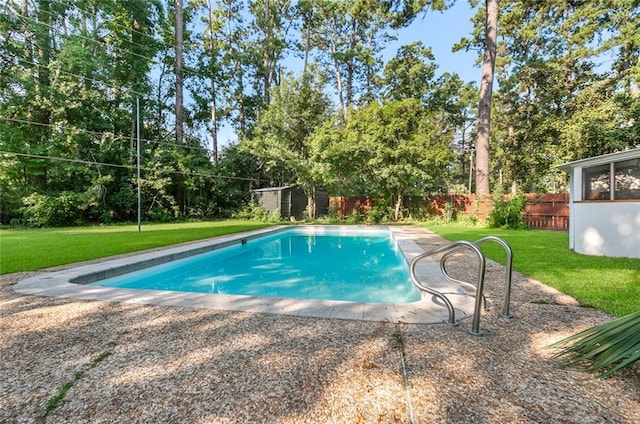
xmin=1 ymin=0 xmax=638 ymax=225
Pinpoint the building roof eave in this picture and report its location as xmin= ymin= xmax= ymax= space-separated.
xmin=556 ymin=148 xmax=640 ymax=172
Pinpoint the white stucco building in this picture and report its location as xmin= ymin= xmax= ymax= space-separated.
xmin=558 ymin=148 xmax=640 ymax=258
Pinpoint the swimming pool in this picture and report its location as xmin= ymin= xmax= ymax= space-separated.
xmin=89 ymin=227 xmax=421 ymax=303
xmin=14 ymin=226 xmax=477 ymax=323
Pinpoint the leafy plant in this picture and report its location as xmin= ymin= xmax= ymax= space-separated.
xmin=550 ymin=311 xmax=640 ymax=377
xmin=21 ymin=191 xmax=94 ymax=227
xmin=441 ymin=201 xmax=456 ymax=223
xmin=233 ymin=202 xmax=270 ymax=222
xmin=345 ymin=208 xmax=364 ymax=224
xmin=366 ymin=204 xmax=392 ymax=224
xmin=487 ymin=194 xmax=527 ymax=229
xmin=270 ymin=208 xmax=282 ymax=223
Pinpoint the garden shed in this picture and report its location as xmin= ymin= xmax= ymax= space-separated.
xmin=251 ymin=186 xmax=328 ymax=220
xmin=557 ymin=148 xmax=640 ymax=258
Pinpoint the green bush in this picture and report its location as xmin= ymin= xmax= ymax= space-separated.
xmin=345 ymin=208 xmax=364 ymax=224
xmin=366 ymin=204 xmax=392 ymax=224
xmin=21 ymin=192 xmax=91 ymax=227
xmin=270 ymin=208 xmax=282 ymax=223
xmin=326 ymin=204 xmax=338 ymax=220
xmin=233 ymin=202 xmax=270 ymax=222
xmin=487 ymin=194 xmax=527 ymax=229
xmin=441 ymin=201 xmax=457 ymax=223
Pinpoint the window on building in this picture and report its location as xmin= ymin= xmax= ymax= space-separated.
xmin=583 ymin=159 xmax=640 ymax=201
xmin=583 ymin=164 xmax=610 ymax=200
xmin=615 ymin=159 xmax=640 ymax=200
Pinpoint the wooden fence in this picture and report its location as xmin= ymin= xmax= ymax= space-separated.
xmin=329 ymin=193 xmax=570 ymax=231
xmin=522 ymin=193 xmax=569 ymax=231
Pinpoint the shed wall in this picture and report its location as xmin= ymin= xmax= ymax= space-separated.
xmin=571 ymin=202 xmax=640 ymax=257
xmin=252 ymin=187 xmax=328 ymax=219
xmin=289 ymin=189 xmax=308 ymax=220
xmin=564 ymin=159 xmax=640 ymax=258
xmin=252 ymin=190 xmax=281 ymax=216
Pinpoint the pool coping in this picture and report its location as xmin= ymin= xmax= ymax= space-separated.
xmin=13 ymin=225 xmax=476 ymax=324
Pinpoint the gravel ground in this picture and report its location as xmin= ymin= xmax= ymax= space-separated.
xmin=1 ymin=226 xmax=638 ymax=423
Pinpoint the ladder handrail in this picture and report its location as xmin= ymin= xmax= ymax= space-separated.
xmin=440 ymin=236 xmax=514 ymax=318
xmin=409 ymin=240 xmax=486 ymax=335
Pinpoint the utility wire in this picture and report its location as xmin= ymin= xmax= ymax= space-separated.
xmin=0 ymin=117 xmax=230 ymax=155
xmin=13 ymin=57 xmax=150 ymax=98
xmin=2 ymin=2 xmax=239 ymax=155
xmin=19 ymin=3 xmax=161 ymax=55
xmin=10 ymin=8 xmax=160 ymax=65
xmin=48 ymin=0 xmax=161 ymax=46
xmin=13 ymin=54 xmax=216 ymax=102
xmin=6 ymin=4 xmax=214 ymax=79
xmin=50 ymin=0 xmax=248 ymax=60
xmin=0 ymin=150 xmax=266 ymax=183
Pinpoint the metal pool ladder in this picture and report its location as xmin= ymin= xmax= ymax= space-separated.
xmin=409 ymin=236 xmax=513 ymax=336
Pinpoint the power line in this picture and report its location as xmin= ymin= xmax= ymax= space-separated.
xmin=48 ymin=0 xmax=161 ymax=46
xmin=0 ymin=150 xmax=266 ymax=182
xmin=22 ymin=2 xmax=159 ymax=53
xmin=12 ymin=57 xmax=149 ymax=98
xmin=0 ymin=116 xmax=124 ymax=139
xmin=0 ymin=150 xmax=131 ymax=169
xmin=10 ymin=8 xmax=161 ymax=66
xmin=13 ymin=55 xmax=215 ymax=102
xmin=0 ymin=116 xmax=228 ymax=155
xmin=6 ymin=3 xmax=214 ymax=79
xmin=2 ymin=1 xmax=241 ymax=153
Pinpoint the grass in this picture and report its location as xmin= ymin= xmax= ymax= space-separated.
xmin=426 ymin=222 xmax=640 ymax=318
xmin=39 ymin=342 xmax=116 ymax=421
xmin=0 ymin=220 xmax=273 ymax=274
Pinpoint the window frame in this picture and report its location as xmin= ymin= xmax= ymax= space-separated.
xmin=582 ymin=159 xmax=640 ymax=201
xmin=614 ymin=159 xmax=640 ymax=200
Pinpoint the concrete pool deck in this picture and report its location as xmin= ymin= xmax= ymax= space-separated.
xmin=13 ymin=225 xmax=477 ymax=324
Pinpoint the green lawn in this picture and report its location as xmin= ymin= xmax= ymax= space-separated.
xmin=426 ymin=223 xmax=640 ymax=318
xmin=0 ymin=221 xmax=273 ymax=274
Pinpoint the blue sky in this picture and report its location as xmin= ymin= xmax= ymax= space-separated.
xmin=385 ymin=1 xmax=480 ymax=83
xmin=215 ymin=2 xmax=480 ymax=149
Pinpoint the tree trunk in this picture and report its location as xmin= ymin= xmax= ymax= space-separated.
xmin=206 ymin=0 xmax=218 ymax=163
xmin=175 ymin=0 xmax=184 ymax=144
xmin=303 ymin=24 xmax=310 ymax=74
xmin=474 ymin=0 xmax=499 ymax=196
xmin=307 ymin=185 xmax=317 ymax=219
xmin=263 ymin=0 xmax=271 ymax=105
xmin=508 ymin=121 xmax=516 ymax=193
xmin=225 ymin=4 xmax=246 ymax=136
xmin=394 ymin=193 xmax=403 ymax=221
xmin=633 ymin=53 xmax=640 ymax=94
xmin=34 ymin=0 xmax=53 ymax=190
xmin=346 ymin=16 xmax=357 ymax=110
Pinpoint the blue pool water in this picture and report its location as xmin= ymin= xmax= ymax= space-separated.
xmin=91 ymin=228 xmax=421 ymax=303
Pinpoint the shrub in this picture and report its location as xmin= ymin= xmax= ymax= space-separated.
xmin=21 ymin=192 xmax=90 ymax=227
xmin=270 ymin=208 xmax=282 ymax=223
xmin=366 ymin=204 xmax=392 ymax=224
xmin=487 ymin=194 xmax=527 ymax=229
xmin=233 ymin=202 xmax=270 ymax=222
xmin=326 ymin=204 xmax=338 ymax=220
xmin=345 ymin=208 xmax=364 ymax=224
xmin=441 ymin=201 xmax=457 ymax=223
